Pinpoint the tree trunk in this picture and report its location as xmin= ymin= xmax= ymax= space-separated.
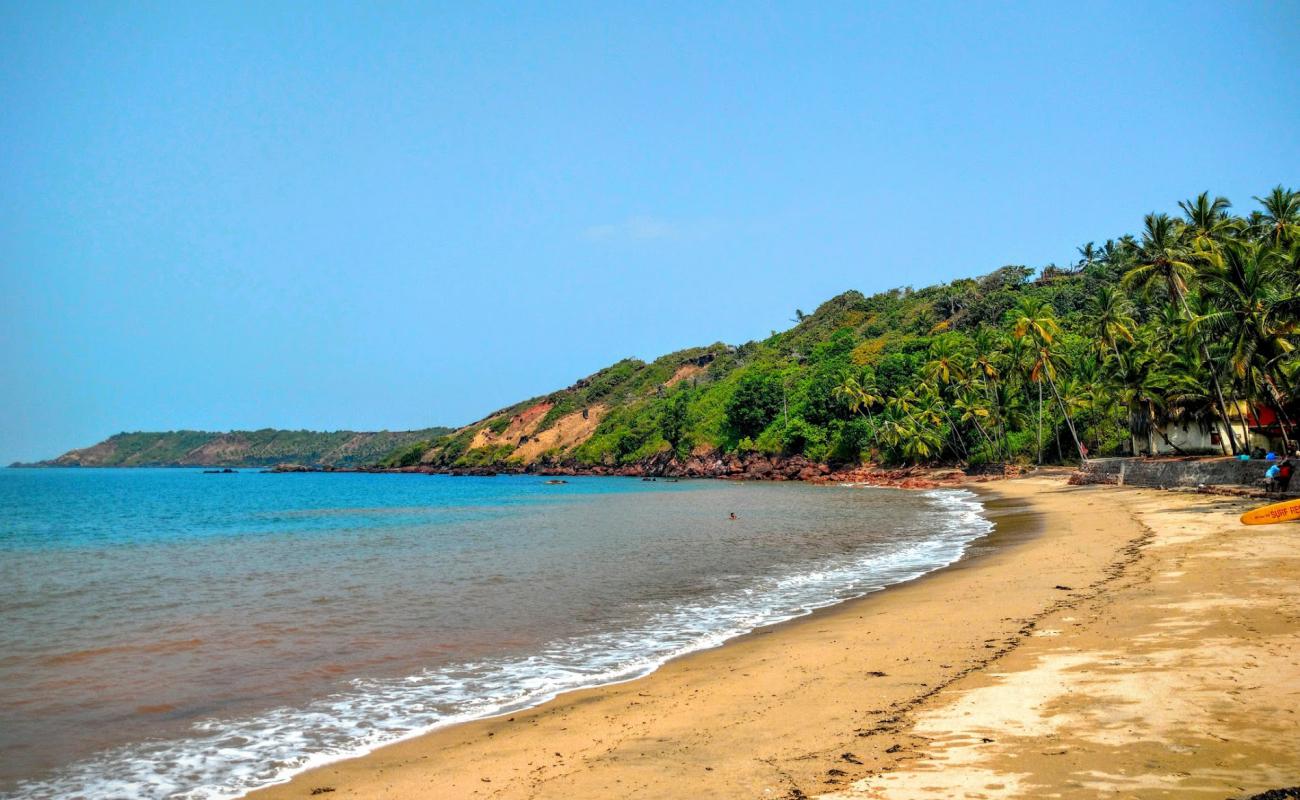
xmin=1174 ymin=290 xmax=1240 ymax=454
xmin=983 ymin=376 xmax=1006 ymax=460
xmin=969 ymin=412 xmax=995 ymax=452
xmin=1037 ymin=381 xmax=1043 ymax=465
xmin=1129 ymin=405 xmax=1141 ymax=457
xmin=1263 ymin=377 xmax=1295 ymax=454
xmin=939 ymin=402 xmax=970 ymax=460
xmin=1047 ymin=373 xmax=1087 ymax=463
xmin=1234 ymin=400 xmax=1253 ymax=454
xmin=1202 ymin=341 xmax=1241 ymax=454
xmin=1156 ymin=426 xmax=1189 ymax=456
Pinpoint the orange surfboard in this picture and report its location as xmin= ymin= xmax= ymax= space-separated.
xmin=1240 ymin=497 xmax=1300 ymax=525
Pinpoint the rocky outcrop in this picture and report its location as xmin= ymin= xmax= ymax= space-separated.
xmin=516 ymin=451 xmax=828 ymax=480
xmin=445 ymin=450 xmax=1016 ymax=489
xmin=262 ymin=449 xmax=1015 ymax=491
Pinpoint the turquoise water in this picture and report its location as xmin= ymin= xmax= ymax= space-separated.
xmin=0 ymin=469 xmax=990 ymax=799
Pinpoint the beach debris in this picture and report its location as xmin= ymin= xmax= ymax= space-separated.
xmin=827 ymin=768 xmax=848 ymax=777
xmin=865 ymin=670 xmax=887 ymax=677
xmin=309 ymin=789 xmax=335 ymax=796
xmin=1054 ymin=584 xmax=1074 ymax=590
xmin=840 ymin=752 xmax=863 ymax=764
xmin=1241 ymin=789 xmax=1300 ymax=800
xmin=885 ymin=744 xmax=902 ymax=754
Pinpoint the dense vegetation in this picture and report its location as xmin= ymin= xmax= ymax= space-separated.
xmin=414 ymin=186 xmax=1298 ymax=470
xmin=31 ymin=428 xmax=452 ymax=468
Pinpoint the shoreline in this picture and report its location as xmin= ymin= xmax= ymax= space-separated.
xmin=252 ymin=476 xmax=1300 ymax=799
xmin=248 ymin=478 xmax=1078 ymax=800
xmin=224 ymin=483 xmax=1008 ymax=799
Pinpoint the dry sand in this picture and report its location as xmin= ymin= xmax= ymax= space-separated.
xmin=252 ymin=478 xmax=1300 ymax=800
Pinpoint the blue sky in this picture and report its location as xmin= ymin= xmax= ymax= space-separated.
xmin=1 ymin=1 xmax=1297 ymax=463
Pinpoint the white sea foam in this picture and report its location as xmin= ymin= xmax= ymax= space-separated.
xmin=9 ymin=489 xmax=991 ymax=800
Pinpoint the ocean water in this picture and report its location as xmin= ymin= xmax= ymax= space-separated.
xmin=0 ymin=469 xmax=991 ymax=799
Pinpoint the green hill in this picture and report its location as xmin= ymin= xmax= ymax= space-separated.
xmin=27 ymin=428 xmax=452 ymax=468
xmin=406 ymin=186 xmax=1299 ymax=473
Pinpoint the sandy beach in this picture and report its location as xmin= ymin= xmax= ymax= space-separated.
xmin=253 ymin=477 xmax=1300 ymax=799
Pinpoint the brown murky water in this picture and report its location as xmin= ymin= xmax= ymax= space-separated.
xmin=0 ymin=470 xmax=989 ymax=798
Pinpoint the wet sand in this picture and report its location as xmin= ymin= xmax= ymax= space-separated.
xmin=253 ymin=477 xmax=1300 ymax=799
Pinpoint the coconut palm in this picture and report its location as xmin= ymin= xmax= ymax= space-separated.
xmin=1077 ymin=242 xmax=1099 ymax=270
xmin=1010 ymin=298 xmax=1087 ymax=462
xmin=1124 ymin=212 xmax=1241 ymax=454
xmin=1198 ymin=241 xmax=1296 ymax=452
xmin=923 ymin=334 xmax=970 ymax=387
xmin=833 ymin=374 xmax=882 ymax=424
xmin=1124 ymin=214 xmax=1197 ymax=303
xmin=1105 ymin=329 xmax=1170 ymax=456
xmin=1089 ymin=286 xmax=1136 ymax=361
xmin=1178 ymin=192 xmax=1235 ymax=258
xmin=968 ymin=327 xmax=1010 ymax=458
xmin=1252 ymin=185 xmax=1300 ymax=248
xmin=952 ymin=392 xmax=996 ymax=453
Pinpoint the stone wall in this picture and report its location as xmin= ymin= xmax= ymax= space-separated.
xmin=1073 ymin=456 xmax=1275 ymax=489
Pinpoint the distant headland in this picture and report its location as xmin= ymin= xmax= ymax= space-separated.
xmin=12 ymin=428 xmax=451 ymax=469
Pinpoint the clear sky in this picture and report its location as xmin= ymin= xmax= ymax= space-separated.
xmin=1 ymin=1 xmax=1297 ymax=463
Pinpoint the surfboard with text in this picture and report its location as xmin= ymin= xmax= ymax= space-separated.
xmin=1240 ymin=498 xmax=1300 ymax=525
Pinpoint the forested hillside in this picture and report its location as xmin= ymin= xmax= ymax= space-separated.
xmin=407 ymin=186 xmax=1299 ymax=472
xmin=28 ymin=428 xmax=451 ymax=468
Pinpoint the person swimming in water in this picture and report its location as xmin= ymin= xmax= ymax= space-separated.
xmin=729 ymin=512 xmax=737 ymax=520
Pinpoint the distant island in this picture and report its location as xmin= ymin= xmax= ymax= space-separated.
xmin=15 ymin=428 xmax=451 ymax=469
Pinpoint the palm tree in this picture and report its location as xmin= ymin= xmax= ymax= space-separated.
xmin=1124 ymin=213 xmax=1197 ymax=302
xmin=1123 ymin=213 xmax=1241 ymax=454
xmin=1011 ymin=297 xmax=1060 ymax=344
xmin=833 ymin=375 xmax=882 ymax=425
xmin=1089 ymin=286 xmax=1136 ymax=361
xmin=1178 ymin=192 xmax=1234 ymax=259
xmin=969 ymin=327 xmax=1009 ymax=459
xmin=1105 ymin=330 xmax=1175 ymax=456
xmin=1198 ymin=241 xmax=1296 ymax=452
xmin=922 ymin=337 xmax=979 ymax=460
xmin=1077 ymin=242 xmax=1099 ymax=270
xmin=952 ymin=391 xmax=997 ymax=454
xmin=1009 ymin=298 xmax=1087 ymax=462
xmin=1252 ymin=185 xmax=1300 ymax=248
xmin=923 ymin=335 xmax=970 ymax=387
xmin=900 ymin=424 xmax=944 ymax=463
